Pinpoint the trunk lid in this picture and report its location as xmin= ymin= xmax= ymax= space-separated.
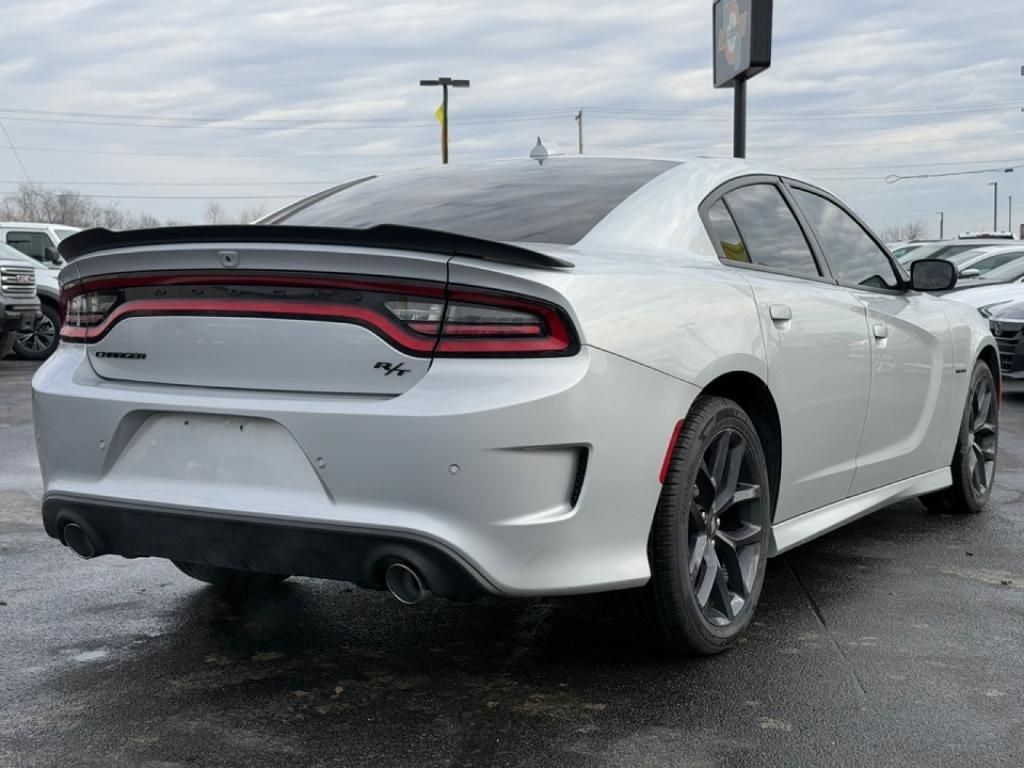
xmin=64 ymin=240 xmax=451 ymax=396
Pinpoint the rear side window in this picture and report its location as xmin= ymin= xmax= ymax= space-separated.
xmin=791 ymin=189 xmax=899 ymax=290
xmin=706 ymin=200 xmax=750 ymax=262
xmin=720 ymin=184 xmax=820 ymax=277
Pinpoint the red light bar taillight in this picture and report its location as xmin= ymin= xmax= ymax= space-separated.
xmin=59 ymin=273 xmax=578 ymax=358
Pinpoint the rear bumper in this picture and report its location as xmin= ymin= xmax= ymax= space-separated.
xmin=33 ymin=344 xmax=700 ymax=595
xmin=43 ymin=496 xmax=492 ymax=601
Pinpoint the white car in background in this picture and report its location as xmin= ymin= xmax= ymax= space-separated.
xmin=944 ymin=257 xmax=1024 ymax=314
xmin=951 ymin=245 xmax=1024 ymax=278
xmin=32 ymin=157 xmax=999 ymax=656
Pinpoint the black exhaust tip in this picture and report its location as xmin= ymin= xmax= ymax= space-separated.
xmin=62 ymin=522 xmax=97 ymax=559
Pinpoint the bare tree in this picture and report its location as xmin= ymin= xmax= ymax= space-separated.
xmin=880 ymin=220 xmax=929 ymax=242
xmin=1 ymin=184 xmax=266 ymax=229
xmin=204 ymin=201 xmax=227 ymax=225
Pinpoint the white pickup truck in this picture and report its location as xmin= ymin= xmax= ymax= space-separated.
xmin=0 ymin=253 xmax=40 ymax=358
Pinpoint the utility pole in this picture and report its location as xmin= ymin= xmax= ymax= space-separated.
xmin=1009 ymin=195 xmax=1013 ymax=235
xmin=419 ymin=77 xmax=470 ymax=164
xmin=575 ymin=109 xmax=584 ymax=155
xmin=935 ymin=211 xmax=944 ymax=240
xmin=989 ymin=182 xmax=999 ymax=232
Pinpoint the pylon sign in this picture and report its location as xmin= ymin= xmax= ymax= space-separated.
xmin=713 ymin=0 xmax=773 ymax=88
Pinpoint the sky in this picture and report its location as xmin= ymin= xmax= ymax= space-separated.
xmin=1 ymin=0 xmax=1022 ymax=236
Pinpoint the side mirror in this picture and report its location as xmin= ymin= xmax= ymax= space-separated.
xmin=911 ymin=259 xmax=957 ymax=292
xmin=959 ymin=268 xmax=981 ymax=279
xmin=43 ymin=247 xmax=59 ymax=264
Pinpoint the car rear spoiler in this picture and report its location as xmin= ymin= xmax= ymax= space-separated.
xmin=59 ymin=224 xmax=575 ymax=270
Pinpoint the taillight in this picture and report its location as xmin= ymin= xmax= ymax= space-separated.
xmin=59 ymin=273 xmax=578 ymax=358
xmin=385 ymin=291 xmax=575 ymax=356
xmin=64 ymin=291 xmax=122 ymax=328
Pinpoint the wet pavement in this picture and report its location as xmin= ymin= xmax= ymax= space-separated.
xmin=1 ymin=359 xmax=1022 ymax=767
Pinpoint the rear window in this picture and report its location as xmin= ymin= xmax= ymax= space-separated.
xmin=278 ymin=158 xmax=679 ymax=244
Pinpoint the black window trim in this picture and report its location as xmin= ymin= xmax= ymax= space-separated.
xmin=698 ymin=174 xmax=837 ymax=285
xmin=780 ymin=178 xmax=911 ymax=295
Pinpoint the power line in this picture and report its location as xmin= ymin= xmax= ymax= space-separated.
xmin=2 ymin=143 xmax=503 ymax=159
xmin=44 ymin=193 xmax=299 ymax=200
xmin=0 ymin=121 xmax=31 ymax=182
xmin=0 ymin=179 xmax=337 ymax=186
xmin=0 ymin=98 xmax=1018 ymax=132
xmin=885 ymin=164 xmax=1023 ymax=183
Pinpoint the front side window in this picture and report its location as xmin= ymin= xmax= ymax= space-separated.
xmin=720 ymin=184 xmax=820 ymax=278
xmin=791 ymin=189 xmax=899 ymax=290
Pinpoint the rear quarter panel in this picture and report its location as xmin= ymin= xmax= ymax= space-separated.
xmin=449 ymin=254 xmax=766 ymax=389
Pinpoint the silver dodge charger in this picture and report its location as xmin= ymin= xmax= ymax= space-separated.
xmin=33 ymin=157 xmax=999 ymax=655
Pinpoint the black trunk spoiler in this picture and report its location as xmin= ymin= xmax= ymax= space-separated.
xmin=59 ymin=224 xmax=574 ymax=269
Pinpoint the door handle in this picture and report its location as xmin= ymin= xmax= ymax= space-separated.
xmin=873 ymin=324 xmax=889 ymax=339
xmin=769 ymin=304 xmax=792 ymax=322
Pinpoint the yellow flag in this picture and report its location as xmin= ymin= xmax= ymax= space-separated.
xmin=435 ymin=103 xmax=445 ymax=125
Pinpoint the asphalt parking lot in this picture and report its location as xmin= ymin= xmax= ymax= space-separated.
xmin=1 ymin=359 xmax=1022 ymax=768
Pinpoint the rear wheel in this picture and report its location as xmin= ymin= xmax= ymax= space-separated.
xmin=14 ymin=304 xmax=60 ymax=360
xmin=172 ymin=560 xmax=289 ymax=590
xmin=629 ymin=396 xmax=772 ymax=655
xmin=921 ymin=361 xmax=998 ymax=514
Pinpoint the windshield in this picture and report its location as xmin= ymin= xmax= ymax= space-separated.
xmin=947 ymin=248 xmax=988 ymax=266
xmin=277 ymin=158 xmax=680 ymax=245
xmin=899 ymin=244 xmax=944 ymax=265
xmin=890 ymin=244 xmax=922 ymax=259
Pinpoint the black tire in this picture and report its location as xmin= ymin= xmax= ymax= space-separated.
xmin=921 ymin=361 xmax=998 ymax=515
xmin=628 ymin=395 xmax=772 ymax=656
xmin=14 ymin=304 xmax=60 ymax=360
xmin=172 ymin=560 xmax=289 ymax=590
xmin=0 ymin=332 xmax=15 ymax=359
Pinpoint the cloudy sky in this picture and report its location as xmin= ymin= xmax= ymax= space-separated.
xmin=2 ymin=0 xmax=1022 ymax=236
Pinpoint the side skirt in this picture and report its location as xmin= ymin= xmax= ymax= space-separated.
xmin=769 ymin=468 xmax=951 ymax=556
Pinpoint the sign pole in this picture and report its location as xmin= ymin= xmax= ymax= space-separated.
xmin=733 ymin=79 xmax=746 ymax=159
xmin=713 ymin=0 xmax=772 ymax=160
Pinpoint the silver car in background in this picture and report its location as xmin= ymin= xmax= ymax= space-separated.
xmin=33 ymin=158 xmax=998 ymax=655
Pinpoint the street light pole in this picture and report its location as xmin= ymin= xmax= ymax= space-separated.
xmin=575 ymin=109 xmax=584 ymax=155
xmin=419 ymin=77 xmax=471 ymax=164
xmin=989 ymin=182 xmax=998 ymax=232
xmin=935 ymin=211 xmax=944 ymax=240
xmin=1009 ymin=195 xmax=1013 ymax=235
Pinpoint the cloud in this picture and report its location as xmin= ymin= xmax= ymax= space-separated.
xmin=0 ymin=0 xmax=1020 ymax=235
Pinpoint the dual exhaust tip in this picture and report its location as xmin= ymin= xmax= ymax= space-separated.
xmin=62 ymin=520 xmax=431 ymax=605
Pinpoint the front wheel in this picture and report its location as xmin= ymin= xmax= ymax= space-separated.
xmin=921 ymin=360 xmax=998 ymax=514
xmin=628 ymin=395 xmax=772 ymax=656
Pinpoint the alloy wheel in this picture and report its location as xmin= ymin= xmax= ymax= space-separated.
xmin=688 ymin=428 xmax=767 ymax=627
xmin=967 ymin=375 xmax=998 ymax=497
